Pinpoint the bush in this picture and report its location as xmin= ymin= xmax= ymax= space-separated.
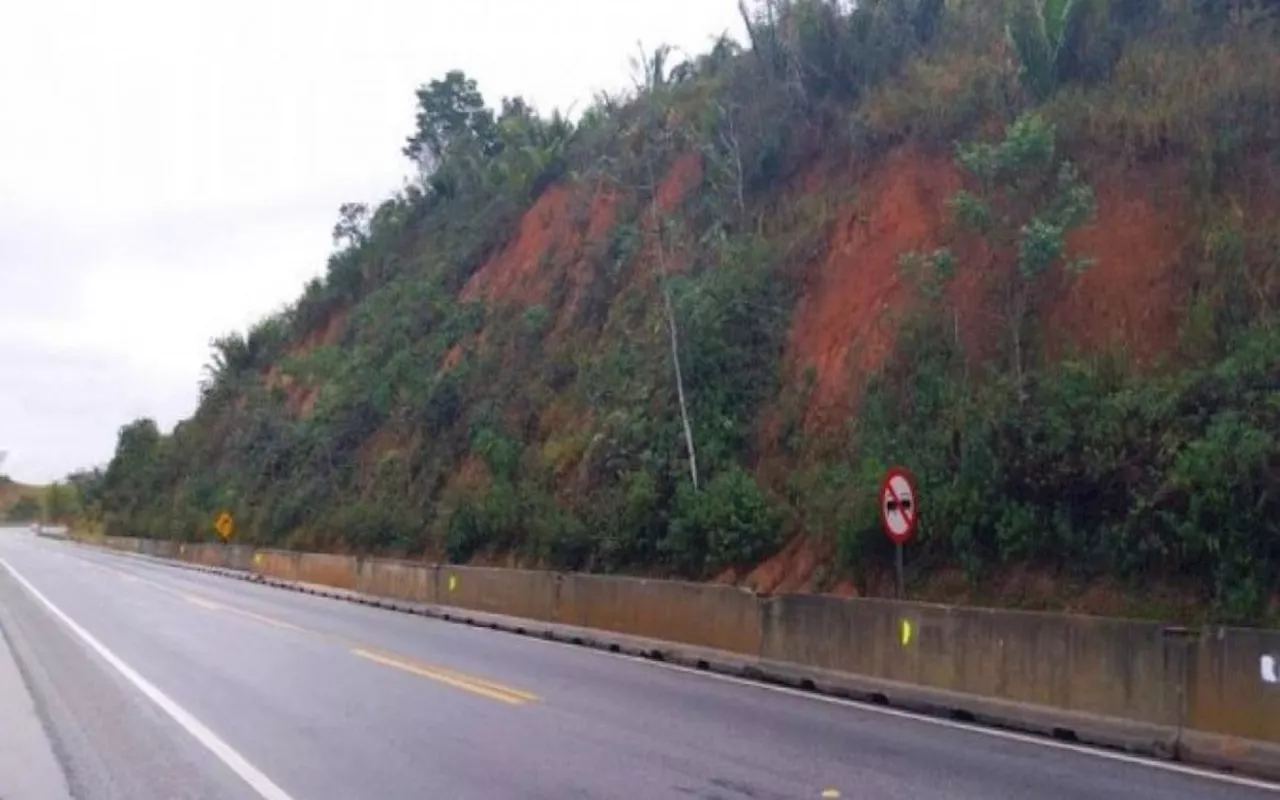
xmin=852 ymin=316 xmax=1280 ymax=618
xmin=443 ymin=482 xmax=519 ymax=563
xmin=666 ymin=466 xmax=781 ymax=575
xmin=7 ymin=496 xmax=41 ymax=522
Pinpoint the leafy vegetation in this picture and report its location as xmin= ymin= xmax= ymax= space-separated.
xmin=6 ymin=495 xmax=42 ymax=523
xmin=88 ymin=0 xmax=1280 ymax=621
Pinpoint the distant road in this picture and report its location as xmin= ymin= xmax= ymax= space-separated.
xmin=0 ymin=529 xmax=1276 ymax=800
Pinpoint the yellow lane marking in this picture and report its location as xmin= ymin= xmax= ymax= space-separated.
xmin=182 ymin=594 xmax=304 ymax=632
xmin=81 ymin=550 xmax=544 ymax=707
xmin=76 ymin=555 xmax=301 ymax=634
xmin=352 ymin=649 xmax=539 ymax=706
xmin=185 ymin=594 xmax=221 ymax=611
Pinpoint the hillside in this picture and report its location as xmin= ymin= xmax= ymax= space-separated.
xmin=95 ymin=0 xmax=1280 ymax=623
xmin=0 ymin=477 xmax=44 ymax=522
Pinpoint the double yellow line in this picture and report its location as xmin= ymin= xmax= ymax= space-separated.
xmin=183 ymin=594 xmax=305 ymax=633
xmin=352 ymin=649 xmax=539 ymax=706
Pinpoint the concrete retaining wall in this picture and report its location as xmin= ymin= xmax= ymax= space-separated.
xmin=760 ymin=595 xmax=1179 ymax=726
xmin=295 ymin=553 xmax=358 ymax=590
xmin=438 ymin=566 xmax=558 ymax=623
xmin=1180 ymin=627 xmax=1280 ymax=773
xmin=357 ymin=558 xmax=436 ymax=604
xmin=558 ymin=575 xmax=761 ymax=655
xmin=88 ymin=536 xmax=1280 ymax=775
xmin=253 ymin=549 xmax=301 ymax=582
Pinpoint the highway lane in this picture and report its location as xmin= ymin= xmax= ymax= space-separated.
xmin=0 ymin=530 xmax=1277 ymax=799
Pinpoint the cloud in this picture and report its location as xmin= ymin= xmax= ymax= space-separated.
xmin=0 ymin=0 xmax=743 ymax=482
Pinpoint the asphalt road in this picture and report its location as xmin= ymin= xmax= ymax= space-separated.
xmin=0 ymin=529 xmax=1277 ymax=800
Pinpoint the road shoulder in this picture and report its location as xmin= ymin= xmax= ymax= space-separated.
xmin=0 ymin=615 xmax=73 ymax=800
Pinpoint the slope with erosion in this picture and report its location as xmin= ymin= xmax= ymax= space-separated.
xmin=93 ymin=1 xmax=1280 ymax=625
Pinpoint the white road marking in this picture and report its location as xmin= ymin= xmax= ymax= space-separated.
xmin=529 ymin=634 xmax=1280 ymax=792
xmin=0 ymin=557 xmax=296 ymax=800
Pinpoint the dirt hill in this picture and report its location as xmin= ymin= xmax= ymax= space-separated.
xmin=93 ymin=1 xmax=1280 ymax=624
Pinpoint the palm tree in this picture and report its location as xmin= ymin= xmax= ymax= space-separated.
xmin=1006 ymin=0 xmax=1094 ymax=101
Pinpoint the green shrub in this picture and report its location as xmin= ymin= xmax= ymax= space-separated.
xmin=666 ymin=466 xmax=780 ymax=575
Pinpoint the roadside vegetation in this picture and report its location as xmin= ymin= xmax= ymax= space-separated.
xmin=87 ymin=0 xmax=1280 ymax=623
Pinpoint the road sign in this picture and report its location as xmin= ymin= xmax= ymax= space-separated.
xmin=213 ymin=511 xmax=235 ymax=540
xmin=880 ymin=466 xmax=919 ymax=544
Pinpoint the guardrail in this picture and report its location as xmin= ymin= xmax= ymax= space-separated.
xmin=95 ymin=535 xmax=1280 ymax=779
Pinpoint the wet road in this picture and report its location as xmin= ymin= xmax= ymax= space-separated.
xmin=1 ymin=529 xmax=1276 ymax=799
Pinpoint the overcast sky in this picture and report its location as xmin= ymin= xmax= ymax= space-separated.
xmin=0 ymin=0 xmax=744 ymax=483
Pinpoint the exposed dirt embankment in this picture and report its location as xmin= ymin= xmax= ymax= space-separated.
xmin=262 ymin=141 xmax=1231 ymax=597
xmin=780 ymin=147 xmax=1202 ymax=432
xmin=265 ymin=308 xmax=348 ymax=418
xmin=785 ymin=149 xmax=963 ymax=428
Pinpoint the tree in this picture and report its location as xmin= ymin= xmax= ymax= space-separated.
xmin=949 ymin=113 xmax=1095 ymax=397
xmin=200 ymin=332 xmax=254 ymax=400
xmin=7 ymin=496 xmax=40 ymax=522
xmin=44 ymin=481 xmax=80 ymax=523
xmin=1006 ymin=0 xmax=1095 ymax=101
xmin=67 ymin=468 xmax=105 ymax=524
xmin=331 ymin=202 xmax=370 ymax=250
xmin=646 ymin=155 xmax=700 ymax=492
xmin=402 ymin=70 xmax=498 ymax=178
xmin=101 ymin=420 xmax=164 ymax=512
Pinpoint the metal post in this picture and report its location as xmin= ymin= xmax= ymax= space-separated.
xmin=895 ymin=542 xmax=905 ymax=599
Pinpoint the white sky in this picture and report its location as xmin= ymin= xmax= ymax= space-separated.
xmin=0 ymin=0 xmax=744 ymax=483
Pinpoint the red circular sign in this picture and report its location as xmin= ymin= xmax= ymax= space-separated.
xmin=879 ymin=466 xmax=919 ymax=544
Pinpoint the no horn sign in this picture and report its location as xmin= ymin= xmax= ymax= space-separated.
xmin=880 ymin=466 xmax=919 ymax=545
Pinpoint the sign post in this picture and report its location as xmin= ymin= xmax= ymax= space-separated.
xmin=879 ymin=466 xmax=919 ymax=599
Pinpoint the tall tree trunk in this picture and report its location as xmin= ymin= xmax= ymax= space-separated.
xmin=648 ymin=158 xmax=700 ymax=491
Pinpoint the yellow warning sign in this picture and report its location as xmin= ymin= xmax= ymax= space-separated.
xmin=213 ymin=511 xmax=235 ymax=540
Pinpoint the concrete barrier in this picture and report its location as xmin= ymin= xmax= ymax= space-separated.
xmin=252 ymin=549 xmax=301 ymax=583
xmin=558 ymin=575 xmax=762 ymax=655
xmin=225 ymin=545 xmax=256 ymax=572
xmin=437 ymin=566 xmax=558 ymax=622
xmin=759 ymin=594 xmax=1184 ymax=751
xmin=295 ymin=553 xmax=358 ymax=590
xmin=1181 ymin=626 xmax=1280 ymax=773
xmin=357 ymin=558 xmax=436 ymax=604
xmin=177 ymin=543 xmax=227 ymax=568
xmin=102 ymin=536 xmax=141 ymax=553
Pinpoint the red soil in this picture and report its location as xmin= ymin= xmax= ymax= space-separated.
xmin=785 ymin=149 xmax=964 ymax=428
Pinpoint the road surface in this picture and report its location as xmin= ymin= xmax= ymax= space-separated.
xmin=0 ymin=527 xmax=1276 ymax=800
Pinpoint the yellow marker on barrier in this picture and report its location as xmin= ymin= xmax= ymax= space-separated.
xmin=253 ymin=552 xmax=264 ymax=566
xmin=900 ymin=618 xmax=913 ymax=647
xmin=448 ymin=574 xmax=458 ymax=592
xmin=821 ymin=790 xmax=841 ymax=799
